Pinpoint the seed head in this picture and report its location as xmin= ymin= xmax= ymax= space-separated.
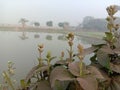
xmin=61 ymin=51 xmax=64 ymax=57
xmin=77 ymin=44 xmax=84 ymax=54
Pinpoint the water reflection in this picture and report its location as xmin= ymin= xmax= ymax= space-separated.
xmin=34 ymin=34 xmax=40 ymax=38
xmin=46 ymin=35 xmax=52 ymax=40
xmin=19 ymin=32 xmax=28 ymax=40
xmin=0 ymin=31 xmax=91 ymax=82
xmin=57 ymin=35 xmax=67 ymax=41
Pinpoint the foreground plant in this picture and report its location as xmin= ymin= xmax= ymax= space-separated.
xmin=45 ymin=51 xmax=56 ymax=75
xmin=38 ymin=44 xmax=44 ymax=66
xmin=66 ymin=32 xmax=74 ymax=62
xmin=89 ymin=5 xmax=120 ymax=89
xmin=59 ymin=51 xmax=65 ymax=61
xmin=92 ymin=5 xmax=120 ymax=74
xmin=1 ymin=4 xmax=120 ymax=90
xmin=24 ymin=5 xmax=120 ymax=90
xmin=1 ymin=61 xmax=16 ymax=90
xmin=77 ymin=44 xmax=85 ymax=76
xmin=24 ymin=45 xmax=57 ymax=90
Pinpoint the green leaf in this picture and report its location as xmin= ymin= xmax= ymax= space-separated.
xmin=49 ymin=56 xmax=57 ymax=62
xmin=107 ymin=24 xmax=113 ymax=31
xmin=46 ymin=51 xmax=51 ymax=59
xmin=104 ymin=32 xmax=116 ymax=43
xmin=20 ymin=79 xmax=27 ymax=89
xmin=97 ymin=50 xmax=111 ymax=69
xmin=105 ymin=32 xmax=113 ymax=39
xmin=2 ymin=71 xmax=15 ymax=90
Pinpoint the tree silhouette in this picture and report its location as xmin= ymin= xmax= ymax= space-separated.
xmin=19 ymin=18 xmax=29 ymax=28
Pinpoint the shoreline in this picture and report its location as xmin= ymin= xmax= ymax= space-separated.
xmin=0 ymin=26 xmax=75 ymax=34
xmin=0 ymin=26 xmax=104 ymax=39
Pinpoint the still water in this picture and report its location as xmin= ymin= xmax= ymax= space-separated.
xmin=0 ymin=31 xmax=91 ymax=83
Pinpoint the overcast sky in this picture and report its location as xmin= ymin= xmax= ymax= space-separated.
xmin=0 ymin=0 xmax=119 ymax=26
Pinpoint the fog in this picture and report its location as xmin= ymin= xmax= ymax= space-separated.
xmin=0 ymin=0 xmax=119 ymax=26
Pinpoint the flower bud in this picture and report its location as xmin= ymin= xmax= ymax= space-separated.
xmin=38 ymin=44 xmax=44 ymax=49
xmin=61 ymin=51 xmax=64 ymax=57
xmin=114 ymin=24 xmax=120 ymax=30
xmin=68 ymin=41 xmax=73 ymax=46
xmin=66 ymin=32 xmax=74 ymax=41
xmin=46 ymin=51 xmax=51 ymax=58
xmin=77 ymin=44 xmax=84 ymax=54
xmin=106 ymin=16 xmax=111 ymax=21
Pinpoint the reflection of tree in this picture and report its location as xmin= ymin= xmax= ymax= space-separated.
xmin=46 ymin=35 xmax=52 ymax=40
xmin=34 ymin=34 xmax=40 ymax=38
xmin=19 ymin=32 xmax=28 ymax=40
xmin=57 ymin=35 xmax=67 ymax=41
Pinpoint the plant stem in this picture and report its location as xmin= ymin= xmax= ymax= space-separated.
xmin=69 ymin=46 xmax=73 ymax=62
xmin=39 ymin=53 xmax=43 ymax=67
xmin=79 ymin=60 xmax=83 ymax=77
xmin=3 ymin=71 xmax=15 ymax=90
xmin=48 ymin=60 xmax=50 ymax=75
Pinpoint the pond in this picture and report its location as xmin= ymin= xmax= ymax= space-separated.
xmin=0 ymin=31 xmax=92 ymax=83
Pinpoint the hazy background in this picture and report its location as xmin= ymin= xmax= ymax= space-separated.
xmin=0 ymin=0 xmax=119 ymax=26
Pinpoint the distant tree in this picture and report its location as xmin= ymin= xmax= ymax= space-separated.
xmin=82 ymin=19 xmax=107 ymax=31
xmin=34 ymin=22 xmax=40 ymax=27
xmin=64 ymin=22 xmax=69 ymax=26
xmin=58 ymin=22 xmax=64 ymax=27
xmin=58 ymin=22 xmax=70 ymax=28
xmin=81 ymin=16 xmax=108 ymax=31
xmin=63 ymin=22 xmax=70 ymax=29
xmin=82 ymin=16 xmax=94 ymax=27
xmin=19 ymin=18 xmax=29 ymax=28
xmin=46 ymin=21 xmax=53 ymax=27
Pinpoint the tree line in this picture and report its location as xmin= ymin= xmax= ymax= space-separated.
xmin=77 ymin=16 xmax=120 ymax=31
xmin=19 ymin=18 xmax=70 ymax=28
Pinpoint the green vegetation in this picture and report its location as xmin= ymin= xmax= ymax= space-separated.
xmin=33 ymin=22 xmax=40 ymax=27
xmin=0 ymin=61 xmax=16 ymax=90
xmin=58 ymin=22 xmax=70 ymax=28
xmin=81 ymin=16 xmax=107 ymax=31
xmin=0 ymin=5 xmax=120 ymax=90
xmin=46 ymin=21 xmax=53 ymax=27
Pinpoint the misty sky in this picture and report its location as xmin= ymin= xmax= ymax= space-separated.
xmin=0 ymin=0 xmax=119 ymax=26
